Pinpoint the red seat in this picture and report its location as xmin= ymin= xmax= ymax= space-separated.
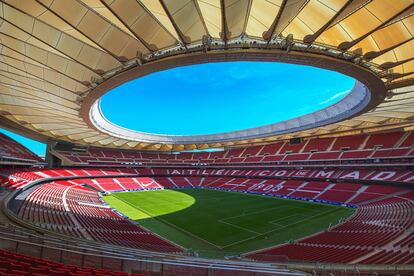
xmin=49 ymin=269 xmax=70 ymax=276
xmin=109 ymin=272 xmax=129 ymax=276
xmin=29 ymin=267 xmax=49 ymax=274
xmin=0 ymin=272 xmax=21 ymax=276
xmin=11 ymin=270 xmax=29 ymax=275
xmin=10 ymin=263 xmax=27 ymax=271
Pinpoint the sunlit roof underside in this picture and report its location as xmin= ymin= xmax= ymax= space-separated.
xmin=0 ymin=0 xmax=413 ymax=151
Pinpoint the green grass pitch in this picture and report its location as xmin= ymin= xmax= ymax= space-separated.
xmin=103 ymin=188 xmax=354 ymax=258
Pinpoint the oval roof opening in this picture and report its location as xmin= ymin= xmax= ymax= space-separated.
xmin=100 ymin=61 xmax=355 ymax=136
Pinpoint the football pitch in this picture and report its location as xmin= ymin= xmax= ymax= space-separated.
xmin=103 ymin=188 xmax=354 ymax=258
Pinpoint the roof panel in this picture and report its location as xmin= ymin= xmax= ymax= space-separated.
xmin=351 ymin=15 xmax=414 ymax=55
xmin=101 ymin=0 xmax=177 ymax=50
xmin=283 ymin=0 xmax=347 ymax=40
xmin=44 ymin=0 xmax=150 ymax=58
xmin=80 ymin=0 xmax=135 ymax=36
xmin=246 ymin=0 xmax=281 ymax=38
xmin=139 ymin=0 xmax=180 ymax=41
xmin=320 ymin=0 xmax=414 ymax=48
xmin=162 ymin=0 xmax=207 ymax=43
xmin=7 ymin=0 xmax=103 ymax=50
xmin=196 ymin=0 xmax=221 ymax=38
xmin=223 ymin=0 xmax=250 ymax=39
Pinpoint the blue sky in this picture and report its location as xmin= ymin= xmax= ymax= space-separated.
xmin=101 ymin=61 xmax=355 ymax=135
xmin=0 ymin=128 xmax=46 ymax=156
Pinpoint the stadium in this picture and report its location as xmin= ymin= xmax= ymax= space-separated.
xmin=0 ymin=0 xmax=413 ymax=275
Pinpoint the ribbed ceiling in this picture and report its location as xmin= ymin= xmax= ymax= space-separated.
xmin=0 ymin=0 xmax=413 ymax=151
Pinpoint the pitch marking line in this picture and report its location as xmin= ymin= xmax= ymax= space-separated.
xmin=218 ymin=220 xmax=261 ymax=235
xmin=220 ymin=205 xmax=290 ymax=222
xmin=216 ymin=205 xmax=294 ymax=245
xmin=217 ymin=206 xmax=308 ymax=239
xmin=219 ymin=205 xmax=295 ymax=230
xmin=218 ymin=207 xmax=305 ymax=241
xmin=269 ymin=213 xmax=308 ymax=226
xmin=220 ymin=206 xmax=343 ymax=249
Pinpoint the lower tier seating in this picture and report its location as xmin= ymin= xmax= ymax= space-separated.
xmin=247 ymin=194 xmax=414 ymax=264
xmin=0 ymin=168 xmax=130 ymax=189
xmin=2 ymin=167 xmax=413 ymax=191
xmin=16 ymin=180 xmax=182 ymax=253
xmin=0 ymin=249 xmax=143 ymax=276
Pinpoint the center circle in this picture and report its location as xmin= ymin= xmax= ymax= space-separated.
xmin=100 ymin=61 xmax=355 ymax=136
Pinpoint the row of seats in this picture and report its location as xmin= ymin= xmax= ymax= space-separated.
xmin=60 ymin=148 xmax=414 ymax=165
xmin=2 ymin=167 xmax=414 ymax=191
xmin=69 ymin=177 xmax=162 ymax=192
xmin=55 ymin=131 xmax=414 ymax=165
xmin=0 ymin=249 xmax=143 ymax=276
xmin=148 ymin=168 xmax=414 ymax=184
xmin=0 ymin=168 xmax=129 ymax=189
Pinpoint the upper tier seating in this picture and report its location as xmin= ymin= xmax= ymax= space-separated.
xmin=331 ymin=134 xmax=367 ymax=150
xmin=54 ymin=131 xmax=414 ymax=166
xmin=364 ymin=132 xmax=405 ymax=149
xmin=400 ymin=132 xmax=414 ymax=147
xmin=0 ymin=132 xmax=43 ymax=163
xmin=303 ymin=137 xmax=333 ymax=152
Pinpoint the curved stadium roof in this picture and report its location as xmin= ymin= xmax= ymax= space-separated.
xmin=0 ymin=0 xmax=413 ymax=151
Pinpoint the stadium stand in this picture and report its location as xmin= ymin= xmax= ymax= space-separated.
xmin=52 ymin=131 xmax=414 ymax=166
xmin=5 ymin=168 xmax=412 ymax=265
xmin=0 ymin=131 xmax=412 ymax=274
xmin=16 ymin=180 xmax=181 ymax=253
xmin=0 ymin=132 xmax=43 ymax=164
